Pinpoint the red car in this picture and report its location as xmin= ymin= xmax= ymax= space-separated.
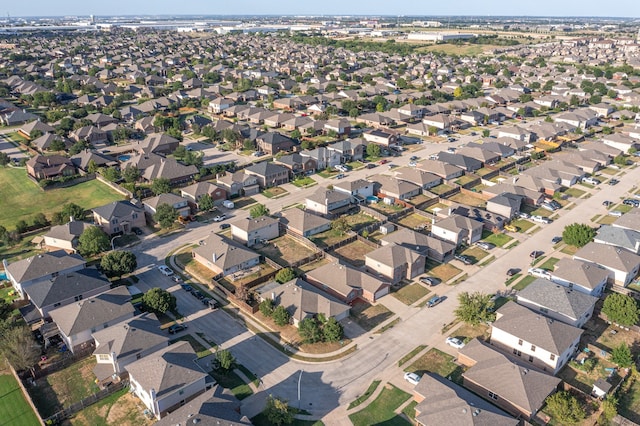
xmin=378 ymin=159 xmax=389 ymax=165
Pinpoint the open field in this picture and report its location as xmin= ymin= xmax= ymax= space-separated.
xmin=0 ymin=371 xmax=41 ymax=426
xmin=0 ymin=168 xmax=123 ymax=229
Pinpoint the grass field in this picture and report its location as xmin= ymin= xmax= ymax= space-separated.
xmin=0 ymin=372 xmax=41 ymax=426
xmin=406 ymin=348 xmax=464 ymax=384
xmin=350 ymin=300 xmax=394 ymax=331
xmin=348 ymin=383 xmax=411 ymax=426
xmin=482 ymin=232 xmax=513 ymax=247
xmin=392 ymin=283 xmax=430 ymax=305
xmin=0 ymin=168 xmax=124 ymax=229
xmin=513 ymin=275 xmax=537 ymax=291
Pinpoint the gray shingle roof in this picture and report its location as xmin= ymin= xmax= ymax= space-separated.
xmin=92 ymin=200 xmax=143 ymax=220
xmin=6 ymin=250 xmax=85 ymax=283
xmin=192 ymin=233 xmax=260 ymax=271
xmin=24 ymin=267 xmax=111 ymax=309
xmin=595 ymin=225 xmax=640 ymax=253
xmin=551 ymin=258 xmax=609 ymax=291
xmin=574 ymin=242 xmax=640 ymax=273
xmin=92 ymin=313 xmax=169 ymax=359
xmin=516 ymin=279 xmax=598 ymax=323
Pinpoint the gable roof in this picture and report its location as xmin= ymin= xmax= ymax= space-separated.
xmin=6 ymin=250 xmax=85 ymax=283
xmin=43 ymin=220 xmax=94 ymax=242
xmin=595 ymin=225 xmax=640 ymax=253
xmin=231 ymin=215 xmax=279 ymax=233
xmin=516 ymin=279 xmax=598 ymax=322
xmin=93 ymin=200 xmax=143 ymax=220
xmin=25 ymin=267 xmax=111 ymax=310
xmin=574 ymin=242 xmax=640 ymax=273
xmin=245 ymin=161 xmax=289 ymax=177
xmin=192 ymin=233 xmax=260 ymax=271
xmin=305 ymin=261 xmax=389 ymax=298
xmin=551 ymin=258 xmax=609 ymax=291
xmin=279 ymin=208 xmax=330 ymax=234
xmin=92 ymin=313 xmax=169 ymax=359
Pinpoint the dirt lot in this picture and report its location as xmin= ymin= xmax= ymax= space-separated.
xmin=333 ymin=240 xmax=377 ymax=267
xmin=255 ymin=235 xmax=318 ymax=266
xmin=448 ymin=192 xmax=487 ymax=208
xmin=396 ymin=213 xmax=432 ymax=231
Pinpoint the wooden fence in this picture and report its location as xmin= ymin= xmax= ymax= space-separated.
xmin=30 ymin=346 xmax=95 ymax=380
xmin=95 ymin=173 xmax=133 ymax=198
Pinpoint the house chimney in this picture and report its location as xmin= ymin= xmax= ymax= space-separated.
xmin=212 ymin=252 xmax=217 ymax=262
xmin=271 ymin=292 xmax=276 ymax=300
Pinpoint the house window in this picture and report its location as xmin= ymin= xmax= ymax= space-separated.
xmin=531 ymin=345 xmax=536 ymax=352
xmin=53 ymin=302 xmax=61 ymax=308
xmin=98 ymin=354 xmax=110 ymax=361
xmin=518 ymin=339 xmax=523 ymax=346
xmin=513 ymin=349 xmax=521 ymax=357
xmin=111 ymin=219 xmax=118 ymax=225
xmin=74 ymin=295 xmax=83 ymax=302
xmin=103 ymin=323 xmax=109 ymax=329
xmin=550 ymin=354 xmax=556 ymax=361
xmin=132 ymin=213 xmax=138 ymax=219
xmin=529 ymin=355 xmax=534 ymax=363
xmin=488 ymin=391 xmax=499 ymax=401
xmin=539 ymin=307 xmax=548 ymax=314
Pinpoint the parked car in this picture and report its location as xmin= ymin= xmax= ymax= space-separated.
xmin=336 ymin=173 xmax=345 ymax=179
xmin=623 ymin=199 xmax=640 ymax=207
xmin=180 ymin=283 xmax=193 ymax=292
xmin=378 ymin=159 xmax=389 ymax=165
xmin=420 ymin=277 xmax=437 ymax=286
xmin=531 ymin=215 xmax=552 ymax=224
xmin=516 ymin=212 xmax=530 ymax=219
xmin=168 ymin=324 xmax=187 ymax=334
xmin=506 ymin=268 xmax=519 ymax=277
xmin=404 ymin=372 xmax=421 ymax=386
xmin=171 ymin=275 xmax=182 ymax=283
xmin=213 ymin=214 xmax=226 ymax=222
xmin=528 ymin=268 xmax=551 ymax=279
xmin=602 ymin=200 xmax=613 ymax=207
xmin=205 ymin=298 xmax=218 ymax=309
xmin=504 ymin=224 xmax=518 ymax=232
xmin=158 ymin=265 xmax=174 ymax=276
xmin=410 ymin=156 xmax=419 ymax=161
xmin=608 ymin=178 xmax=620 ymax=186
xmin=530 ymin=250 xmax=543 ymax=259
xmin=540 ymin=202 xmax=557 ymax=212
xmin=426 ymin=295 xmax=443 ymax=308
xmin=551 ymin=236 xmax=562 ymax=244
xmin=366 ymin=163 xmax=376 ymax=169
xmin=475 ymin=241 xmax=494 ymax=250
xmin=582 ymin=177 xmax=601 ymax=185
xmin=220 ymin=223 xmax=230 ymax=230
xmin=609 ymin=210 xmax=624 ymax=217
xmin=454 ymin=254 xmax=473 ymax=265
xmin=192 ymin=290 xmax=205 ymax=300
xmin=446 ymin=337 xmax=465 ymax=349
xmin=408 ymin=161 xmax=417 ymax=167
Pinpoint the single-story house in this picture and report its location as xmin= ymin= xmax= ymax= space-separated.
xmin=304 ymin=261 xmax=390 ymax=303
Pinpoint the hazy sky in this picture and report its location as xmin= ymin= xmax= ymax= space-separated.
xmin=6 ymin=0 xmax=640 ymax=18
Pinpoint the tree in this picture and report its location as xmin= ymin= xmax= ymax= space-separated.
xmin=454 ymin=292 xmax=496 ymax=325
xmin=612 ymin=343 xmax=633 ymax=367
xmin=323 ymin=317 xmax=343 ymax=342
xmin=482 ymin=129 xmax=490 ymax=138
xmin=0 ymin=324 xmax=40 ymax=373
xmin=154 ymin=204 xmax=179 ymax=228
xmin=275 ymin=268 xmax=295 ymax=284
xmin=77 ymin=226 xmax=110 ymax=256
xmin=62 ymin=203 xmax=85 ymax=221
xmin=331 ymin=216 xmax=350 ymax=235
xmin=272 ymin=306 xmax=290 ymax=326
xmin=198 ymin=194 xmax=214 ymax=212
xmin=614 ymin=155 xmax=627 ymax=166
xmin=142 ymin=287 xmax=176 ymax=314
xmin=100 ymin=251 xmax=137 ymax=278
xmin=32 ymin=213 xmax=48 ymax=228
xmin=601 ymin=395 xmax=618 ymax=425
xmin=259 ymin=299 xmax=274 ymax=316
xmin=264 ymin=395 xmax=293 ymax=426
xmin=0 ymin=152 xmax=9 ymax=166
xmin=122 ymin=165 xmax=141 ymax=183
xmin=151 ymin=177 xmax=172 ymax=195
xmin=562 ymin=223 xmax=596 ymax=248
xmin=602 ymin=293 xmax=640 ymax=326
xmin=299 ymin=318 xmax=322 ymax=343
xmin=215 ymin=349 xmax=236 ymax=371
xmin=15 ymin=220 xmax=28 ymax=234
xmin=250 ymin=203 xmax=270 ymax=218
xmin=544 ymin=391 xmax=585 ymax=425
xmin=101 ymin=166 xmax=121 ymax=182
xmin=366 ymin=143 xmax=381 ymax=158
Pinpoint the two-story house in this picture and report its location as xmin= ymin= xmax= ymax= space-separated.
xmin=92 ymin=200 xmax=146 ymax=235
xmin=431 ymin=215 xmax=483 ymax=246
xmin=216 ymin=171 xmax=260 ymax=197
xmin=327 ymin=139 xmax=365 ymax=162
xmin=305 ymin=188 xmax=354 ymax=217
xmin=305 ymin=261 xmax=390 ymax=303
xmin=333 ymin=178 xmax=375 ymax=201
xmin=550 ymin=258 xmax=609 ymax=297
xmin=180 ymin=181 xmax=227 ymax=210
xmin=143 ymin=193 xmax=191 ymax=218
xmin=278 ymin=208 xmax=331 ymax=238
xmin=230 ymin=216 xmax=280 ymax=247
xmin=365 ymin=244 xmax=426 ymax=285
xmin=192 ymin=233 xmax=261 ymax=278
xmin=255 ymin=132 xmax=296 ymax=155
xmin=573 ymin=242 xmax=640 ymax=286
xmin=244 ymin=162 xmax=290 ymax=188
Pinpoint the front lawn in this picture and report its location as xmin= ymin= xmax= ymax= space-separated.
xmin=350 ymin=300 xmax=394 ymax=331
xmin=291 ymin=176 xmax=316 ymax=187
xmin=538 ymin=257 xmax=560 ymax=271
xmin=482 ymin=232 xmax=513 ymax=247
xmin=262 ymin=186 xmax=288 ymax=198
xmin=406 ymin=348 xmax=464 ymax=384
xmin=392 ymin=283 xmax=430 ymax=305
xmin=0 ymin=167 xmax=124 ymax=229
xmin=208 ymin=369 xmax=253 ymax=401
xmin=0 ymin=372 xmax=41 ymax=426
xmin=426 ymin=261 xmax=462 ymax=283
xmin=459 ymin=246 xmax=488 ymax=264
xmin=512 ymin=275 xmax=536 ymax=291
xmin=348 ymin=383 xmax=412 ymax=426
xmin=511 ymin=218 xmax=536 ymax=232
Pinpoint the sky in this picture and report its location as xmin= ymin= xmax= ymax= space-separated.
xmin=5 ymin=0 xmax=640 ymax=18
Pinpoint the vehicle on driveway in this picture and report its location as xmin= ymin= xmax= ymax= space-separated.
xmin=504 ymin=224 xmax=518 ymax=232
xmin=158 ymin=265 xmax=174 ymax=276
xmin=404 ymin=372 xmax=421 ymax=385
xmin=420 ymin=277 xmax=437 ymax=286
xmin=530 ymin=250 xmax=543 ymax=259
xmin=602 ymin=200 xmax=613 ymax=207
xmin=528 ymin=268 xmax=551 ymax=279
xmin=168 ymin=324 xmax=187 ymax=334
xmin=220 ymin=223 xmax=230 ymax=230
xmin=609 ymin=210 xmax=623 ymax=217
xmin=213 ymin=214 xmax=226 ymax=222
xmin=454 ymin=254 xmax=473 ymax=265
xmin=551 ymin=236 xmax=562 ymax=244
xmin=623 ymin=199 xmax=640 ymax=207
xmin=446 ymin=337 xmax=465 ymax=349
xmin=506 ymin=268 xmax=519 ymax=277
xmin=475 ymin=241 xmax=494 ymax=250
xmin=427 ymin=295 xmax=443 ymax=308
xmin=531 ymin=215 xmax=552 ymax=224
xmin=516 ymin=212 xmax=530 ymax=219
xmin=608 ymin=178 xmax=620 ymax=186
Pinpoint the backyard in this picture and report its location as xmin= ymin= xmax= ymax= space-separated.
xmin=348 ymin=383 xmax=412 ymax=426
xmin=0 ymin=167 xmax=124 ymax=229
xmin=309 ymin=229 xmax=353 ymax=248
xmin=333 ymin=240 xmax=376 ymax=267
xmin=396 ymin=213 xmax=431 ymax=231
xmin=68 ymin=388 xmax=154 ymax=426
xmin=0 ymin=370 xmax=41 ymax=426
xmin=350 ymin=300 xmax=394 ymax=331
xmin=255 ymin=235 xmax=318 ymax=267
xmin=448 ymin=192 xmax=487 ymax=208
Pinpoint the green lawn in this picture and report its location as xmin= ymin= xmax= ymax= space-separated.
xmin=392 ymin=283 xmax=430 ymax=305
xmin=406 ymin=348 xmax=464 ymax=384
xmin=564 ymin=187 xmax=586 ymax=198
xmin=348 ymin=380 xmax=381 ymax=409
xmin=538 ymin=257 xmax=560 ymax=271
xmin=513 ymin=275 xmax=537 ymax=291
xmin=208 ymin=369 xmax=253 ymax=400
xmin=482 ymin=232 xmax=513 ymax=247
xmin=0 ymin=167 xmax=124 ymax=229
xmin=291 ymin=176 xmax=316 ymax=187
xmin=511 ymin=218 xmax=536 ymax=232
xmin=0 ymin=373 xmax=41 ymax=426
xmin=459 ymin=246 xmax=488 ymax=264
xmin=348 ymin=383 xmax=412 ymax=426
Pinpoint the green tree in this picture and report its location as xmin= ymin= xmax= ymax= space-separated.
xmin=87 ymin=159 xmax=99 ymax=174
xmin=482 ymin=129 xmax=490 ymax=138
xmin=600 ymin=395 xmax=618 ymax=425
xmin=122 ymin=165 xmax=141 ymax=183
xmin=331 ymin=217 xmax=350 ymax=235
xmin=215 ymin=349 xmax=236 ymax=371
xmin=101 ymin=166 xmax=121 ymax=182
xmin=0 ymin=324 xmax=40 ymax=373
xmin=272 ymin=306 xmax=290 ymax=326
xmin=0 ymin=152 xmax=9 ymax=166
xmin=151 ymin=177 xmax=172 ymax=195
xmin=250 ymin=203 xmax=270 ymax=218
xmin=562 ymin=223 xmax=596 ymax=248
xmin=259 ymin=299 xmax=274 ymax=316
xmin=323 ymin=317 xmax=343 ymax=342
xmin=366 ymin=143 xmax=381 ymax=159
xmin=614 ymin=155 xmax=627 ymax=166
xmin=454 ymin=292 xmax=496 ymax=325
xmin=602 ymin=293 xmax=640 ymax=326
xmin=298 ymin=318 xmax=322 ymax=343
xmin=275 ymin=268 xmax=296 ymax=284
xmin=142 ymin=287 xmax=176 ymax=314
xmin=611 ymin=343 xmax=633 ymax=367
xmin=173 ymin=145 xmax=187 ymax=159
xmin=197 ymin=194 xmax=214 ymax=212
xmin=77 ymin=226 xmax=110 ymax=256
xmin=154 ymin=203 xmax=178 ymax=228
xmin=62 ymin=203 xmax=85 ymax=221
xmin=544 ymin=391 xmax=585 ymax=425
xmin=32 ymin=213 xmax=48 ymax=228
xmin=264 ymin=395 xmax=293 ymax=426
xmin=100 ymin=250 xmax=137 ymax=278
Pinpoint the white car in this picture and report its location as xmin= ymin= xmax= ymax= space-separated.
xmin=609 ymin=210 xmax=623 ymax=217
xmin=158 ymin=265 xmax=174 ymax=276
xmin=404 ymin=372 xmax=421 ymax=386
xmin=213 ymin=214 xmax=226 ymax=222
xmin=446 ymin=337 xmax=465 ymax=349
xmin=528 ymin=268 xmax=550 ymax=279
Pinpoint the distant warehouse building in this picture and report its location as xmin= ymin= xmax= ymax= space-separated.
xmin=407 ymin=32 xmax=476 ymax=42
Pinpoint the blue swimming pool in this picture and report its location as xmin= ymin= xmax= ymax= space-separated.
xmin=366 ymin=196 xmax=379 ymax=203
xmin=0 ymin=271 xmax=7 ymax=281
xmin=118 ymin=155 xmax=131 ymax=162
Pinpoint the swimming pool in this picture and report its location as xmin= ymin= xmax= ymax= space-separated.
xmin=0 ymin=271 xmax=7 ymax=281
xmin=118 ymin=155 xmax=131 ymax=162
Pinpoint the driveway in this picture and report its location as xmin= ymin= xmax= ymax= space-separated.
xmin=0 ymin=134 xmax=27 ymax=161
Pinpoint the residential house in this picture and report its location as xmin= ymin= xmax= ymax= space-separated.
xmin=70 ymin=149 xmax=117 ymax=174
xmin=216 ymin=171 xmax=260 ymax=197
xmin=436 ymin=152 xmax=483 ymax=173
xmin=3 ymin=250 xmax=86 ymax=299
xmin=458 ymin=338 xmax=560 ymax=421
xmin=516 ymin=279 xmax=598 ymax=328
xmin=301 ymin=146 xmax=341 ymax=171
xmin=31 ymin=133 xmax=73 ymax=152
xmin=92 ymin=200 xmax=146 ymax=236
xmin=305 ymin=188 xmax=354 ymax=217
xmin=180 ymin=181 xmax=227 ymax=210
xmin=278 ymin=208 xmax=331 ymax=238
xmin=431 ymin=215 xmax=483 ymax=246
xmin=365 ymin=244 xmax=426 ymax=284
xmin=49 ymin=286 xmax=136 ymax=353
xmin=274 ymin=153 xmax=318 ymax=176
xmin=601 ymin=133 xmax=639 ymax=153
xmin=26 ymin=154 xmax=76 ymax=180
xmin=550 ymin=258 xmax=609 ymax=297
xmin=143 ymin=193 xmax=191 ymax=218
xmin=412 ymin=373 xmax=519 ymax=426
xmin=69 ymin=125 xmax=108 ymax=146
xmin=374 ymin=175 xmax=422 ymax=201
xmin=594 ymin=225 xmax=640 ymax=254
xmin=333 ymin=178 xmax=375 ymax=201
xmin=208 ymin=98 xmax=235 ymax=114
xmin=255 ymin=132 xmax=296 ymax=155
xmin=555 ymin=109 xmax=598 ymax=129
xmin=192 ymin=233 xmax=261 ymax=278
xmin=489 ymin=301 xmax=583 ymax=374
xmin=304 ymin=261 xmax=390 ymax=303
xmin=612 ymin=209 xmax=640 ymax=233
xmin=42 ymin=220 xmax=95 ymax=253
xmin=460 ymin=110 xmax=487 ymax=126
xmin=135 ymin=133 xmax=180 ymax=156
xmin=456 ymin=146 xmax=501 ymax=165
xmin=324 ymin=118 xmax=351 ymax=136
xmin=328 ymin=139 xmax=365 ymax=162
xmin=573 ymin=242 xmax=640 ymax=286
xmin=419 ymin=159 xmax=464 ymax=181
xmin=497 ymin=125 xmax=533 ymax=142
xmin=589 ymin=103 xmax=615 ymax=118
xmin=0 ymin=109 xmax=38 ymax=126
xmin=421 ymin=114 xmax=452 ymax=133
xmin=92 ymin=313 xmax=169 ymax=385
xmin=486 ymin=193 xmax=523 ymax=219
xmin=362 ymin=129 xmax=398 ymax=147
xmin=483 ymin=183 xmax=546 ymax=206
xmin=244 ymin=162 xmax=290 ymax=188
xmin=19 ymin=120 xmax=55 ymax=139
xmin=23 ymin=267 xmax=111 ymax=320
xmin=121 ymin=153 xmax=197 ymax=186
xmin=356 ymin=113 xmax=395 ymax=129
xmin=127 ymin=341 xmax=210 ymax=419
xmin=258 ymin=278 xmax=350 ymax=326
xmin=452 ymin=206 xmax=506 ymax=232
xmin=230 ymin=216 xmax=280 ymax=247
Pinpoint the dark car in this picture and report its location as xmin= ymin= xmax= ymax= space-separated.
xmin=426 ymin=296 xmax=443 ymax=308
xmin=192 ymin=290 xmax=205 ymax=300
xmin=180 ymin=283 xmax=193 ymax=292
xmin=168 ymin=324 xmax=187 ymax=334
xmin=454 ymin=254 xmax=472 ymax=265
xmin=506 ymin=268 xmax=519 ymax=277
xmin=609 ymin=179 xmax=620 ymax=186
xmin=530 ymin=250 xmax=543 ymax=258
xmin=551 ymin=236 xmax=562 ymax=244
xmin=420 ymin=277 xmax=437 ymax=286
xmin=602 ymin=200 xmax=613 ymax=207
xmin=410 ymin=156 xmax=419 ymax=161
xmin=219 ymin=223 xmax=231 ymax=230
xmin=623 ymin=199 xmax=640 ymax=207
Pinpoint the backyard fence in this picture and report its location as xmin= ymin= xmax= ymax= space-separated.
xmin=43 ymin=380 xmax=129 ymax=425
xmin=30 ymin=346 xmax=95 ymax=380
